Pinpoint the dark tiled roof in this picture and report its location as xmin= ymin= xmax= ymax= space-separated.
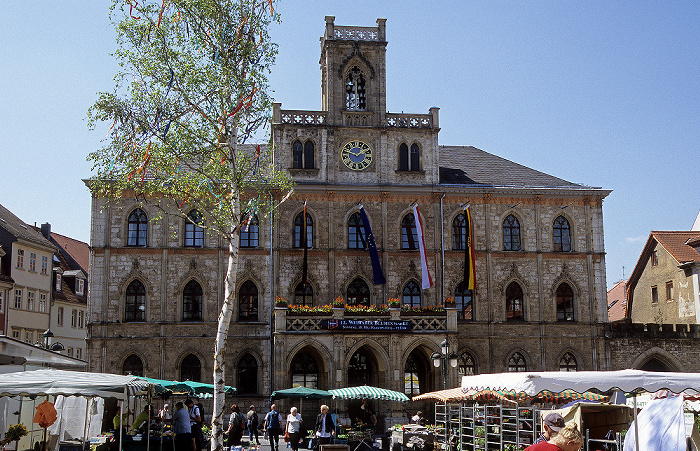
xmin=0 ymin=203 xmax=55 ymax=249
xmin=653 ymin=231 xmax=700 ymax=264
xmin=439 ymin=146 xmax=585 ymax=188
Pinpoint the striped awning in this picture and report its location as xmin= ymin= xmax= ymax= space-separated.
xmin=412 ymin=388 xmax=480 ymax=402
xmin=330 ymin=385 xmax=410 ymax=402
xmin=412 ymin=388 xmax=608 ymax=404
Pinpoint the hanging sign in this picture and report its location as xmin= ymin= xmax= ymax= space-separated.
xmin=320 ymin=319 xmax=413 ymax=332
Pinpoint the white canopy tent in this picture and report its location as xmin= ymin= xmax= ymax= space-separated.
xmin=461 ymin=369 xmax=700 ymax=451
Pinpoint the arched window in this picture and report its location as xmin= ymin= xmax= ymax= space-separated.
xmin=452 ymin=214 xmax=467 ymax=250
xmin=505 ymin=282 xmax=524 ymax=321
xmin=556 ymin=283 xmax=575 ymax=322
xmin=304 ymin=141 xmax=315 ymax=169
xmin=345 ymin=66 xmax=366 ymax=111
xmin=127 ymin=208 xmax=148 ymax=247
xmin=410 ymin=143 xmax=420 ymax=171
xmin=348 ymin=212 xmax=367 ymax=249
xmin=240 ymin=214 xmax=259 ymax=248
xmin=122 ymin=354 xmax=144 ymax=376
xmin=185 ymin=209 xmax=204 ymax=247
xmin=559 ymin=352 xmax=577 ymax=372
xmin=291 ymin=352 xmax=319 ymax=388
xmin=503 ymin=214 xmax=521 ymax=251
xmin=238 ymin=353 xmax=258 ymax=394
xmin=347 ymin=278 xmax=370 ymax=306
xmin=180 ymin=353 xmax=201 ymax=382
xmin=293 ymin=211 xmax=313 ymax=248
xmin=182 ymin=280 xmax=202 ymax=321
xmin=401 ymin=213 xmax=418 ymax=250
xmin=398 ymin=144 xmax=409 ymax=171
xmin=455 ymin=281 xmax=473 ymax=321
xmin=125 ymin=280 xmax=146 ymax=322
xmin=458 ymin=351 xmax=476 ymax=376
xmin=404 ymin=354 xmax=424 ymax=396
xmin=508 ymin=352 xmax=527 ymax=372
xmin=402 ymin=280 xmax=421 ymax=307
xmin=292 ymin=140 xmax=303 ymax=169
xmin=294 ymin=282 xmax=314 ymax=306
xmin=348 ymin=347 xmax=375 ymax=387
xmin=239 ymin=281 xmax=258 ymax=322
xmin=553 ymin=216 xmax=571 ymax=252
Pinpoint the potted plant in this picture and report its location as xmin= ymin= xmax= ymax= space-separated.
xmin=332 ymin=296 xmax=344 ymax=308
xmin=388 ymin=298 xmax=401 ymax=308
xmin=3 ymin=423 xmax=28 ymax=446
xmin=444 ymin=297 xmax=456 ymax=308
xmin=275 ymin=296 xmax=288 ymax=308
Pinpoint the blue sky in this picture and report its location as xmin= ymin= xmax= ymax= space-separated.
xmin=1 ymin=1 xmax=698 ymax=289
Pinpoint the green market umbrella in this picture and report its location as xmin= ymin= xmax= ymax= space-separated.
xmin=271 ymin=387 xmax=333 ymax=400
xmin=330 ymin=385 xmax=410 ymax=402
xmin=180 ymin=380 xmax=236 ymax=398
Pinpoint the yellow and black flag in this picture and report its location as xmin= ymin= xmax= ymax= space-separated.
xmin=464 ymin=204 xmax=476 ymax=290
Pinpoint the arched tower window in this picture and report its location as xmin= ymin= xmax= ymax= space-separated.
xmin=503 ymin=214 xmax=521 ymax=251
xmin=240 ymin=214 xmax=259 ymax=248
xmin=180 ymin=353 xmax=201 ymax=382
xmin=125 ymin=280 xmax=146 ymax=322
xmin=127 ymin=208 xmax=148 ymax=247
xmin=553 ymin=216 xmax=572 ymax=252
xmin=505 ymin=282 xmax=524 ymax=321
xmin=304 ymin=141 xmax=315 ymax=169
xmin=452 ymin=214 xmax=467 ymax=250
xmin=292 ymin=140 xmax=303 ymax=169
xmin=402 ymin=280 xmax=421 ymax=307
xmin=239 ymin=280 xmax=258 ymax=322
xmin=556 ymin=283 xmax=575 ymax=322
xmin=238 ymin=353 xmax=258 ymax=394
xmin=455 ymin=281 xmax=473 ymax=321
xmin=185 ymin=209 xmax=204 ymax=247
xmin=182 ymin=280 xmax=203 ymax=321
xmin=458 ymin=351 xmax=477 ymax=376
xmin=401 ymin=213 xmax=418 ymax=250
xmin=122 ymin=354 xmax=144 ymax=376
xmin=291 ymin=352 xmax=319 ymax=388
xmin=410 ymin=143 xmax=420 ymax=171
xmin=348 ymin=212 xmax=367 ymax=249
xmin=508 ymin=352 xmax=527 ymax=372
xmin=347 ymin=278 xmax=370 ymax=306
xmin=293 ymin=211 xmax=313 ymax=248
xmin=294 ymin=281 xmax=314 ymax=307
xmin=398 ymin=144 xmax=409 ymax=171
xmin=559 ymin=352 xmax=578 ymax=372
xmin=345 ymin=66 xmax=366 ymax=111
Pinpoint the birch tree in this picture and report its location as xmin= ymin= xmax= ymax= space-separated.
xmin=87 ymin=1 xmax=290 ymax=450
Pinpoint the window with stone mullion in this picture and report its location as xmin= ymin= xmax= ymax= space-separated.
xmin=452 ymin=214 xmax=466 ymax=250
xmin=401 ymin=213 xmax=418 ymax=250
xmin=402 ymin=280 xmax=421 ymax=307
xmin=127 ymin=209 xmax=148 ymax=247
xmin=503 ymin=214 xmax=521 ymax=251
xmin=348 ymin=212 xmax=367 ymax=249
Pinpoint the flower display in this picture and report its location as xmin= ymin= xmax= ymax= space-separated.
xmin=387 ymin=298 xmax=401 ymax=308
xmin=275 ymin=296 xmax=288 ymax=308
xmin=332 ymin=296 xmax=345 ymax=307
xmin=287 ymin=304 xmax=333 ymax=314
xmin=444 ymin=297 xmax=456 ymax=307
xmin=345 ymin=304 xmax=389 ymax=314
xmin=4 ymin=424 xmax=28 ymax=443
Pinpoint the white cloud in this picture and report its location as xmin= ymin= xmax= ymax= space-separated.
xmin=625 ymin=235 xmax=647 ymax=244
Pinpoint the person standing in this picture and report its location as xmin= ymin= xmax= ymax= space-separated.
xmin=247 ymin=405 xmax=260 ymax=445
xmin=185 ymin=399 xmax=202 ymax=451
xmin=533 ymin=413 xmax=565 ymax=444
xmin=172 ymin=402 xmax=193 ymax=451
xmin=226 ymin=404 xmax=245 ymax=447
xmin=159 ymin=404 xmax=172 ymax=422
xmin=314 ymin=405 xmax=335 ymax=449
xmin=286 ymin=407 xmax=303 ymax=451
xmin=264 ymin=404 xmax=283 ymax=451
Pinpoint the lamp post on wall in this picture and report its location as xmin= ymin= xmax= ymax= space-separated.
xmin=431 ymin=338 xmax=458 ymax=389
xmin=41 ymin=329 xmax=65 ymax=352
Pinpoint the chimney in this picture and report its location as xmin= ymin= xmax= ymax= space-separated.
xmin=41 ymin=223 xmax=51 ymax=240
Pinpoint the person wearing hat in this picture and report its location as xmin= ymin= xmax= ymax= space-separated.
xmin=532 ymin=412 xmax=565 ymax=445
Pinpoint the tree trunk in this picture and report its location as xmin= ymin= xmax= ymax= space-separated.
xmin=211 ymin=194 xmax=240 ymax=451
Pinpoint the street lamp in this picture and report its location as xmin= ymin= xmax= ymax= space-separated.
xmin=41 ymin=329 xmax=65 ymax=352
xmin=431 ymin=338 xmax=458 ymax=389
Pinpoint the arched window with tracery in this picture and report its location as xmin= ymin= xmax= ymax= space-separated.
xmin=304 ymin=141 xmax=315 ymax=169
xmin=503 ymin=214 xmax=521 ymax=251
xmin=180 ymin=353 xmax=201 ymax=382
xmin=184 ymin=209 xmax=204 ymax=247
xmin=556 ymin=283 xmax=575 ymax=322
xmin=348 ymin=212 xmax=367 ymax=249
xmin=122 ymin=354 xmax=144 ymax=376
xmin=458 ymin=351 xmax=477 ymax=376
xmin=553 ymin=216 xmax=572 ymax=252
xmin=292 ymin=140 xmax=303 ymax=169
xmin=238 ymin=353 xmax=258 ymax=394
xmin=182 ymin=280 xmax=202 ymax=321
xmin=348 ymin=347 xmax=375 ymax=387
xmin=505 ymin=282 xmax=524 ymax=321
xmin=291 ymin=352 xmax=319 ymax=388
xmin=240 ymin=214 xmax=259 ymax=248
xmin=508 ymin=352 xmax=527 ymax=372
xmin=127 ymin=208 xmax=148 ymax=246
xmin=398 ymin=143 xmax=409 ymax=171
xmin=559 ymin=352 xmax=577 ymax=372
xmin=125 ymin=280 xmax=146 ymax=322
xmin=402 ymin=280 xmax=421 ymax=308
xmin=410 ymin=143 xmax=420 ymax=171
xmin=345 ymin=66 xmax=366 ymax=110
xmin=347 ymin=278 xmax=370 ymax=306
xmin=455 ymin=281 xmax=473 ymax=321
xmin=452 ymin=214 xmax=466 ymax=250
xmin=294 ymin=281 xmax=314 ymax=307
xmin=238 ymin=280 xmax=258 ymax=322
xmin=401 ymin=213 xmax=418 ymax=250
xmin=293 ymin=211 xmax=313 ymax=248
xmin=404 ymin=353 xmax=425 ymax=396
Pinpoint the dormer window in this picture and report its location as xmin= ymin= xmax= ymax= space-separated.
xmin=76 ymin=278 xmax=85 ymax=296
xmin=55 ymin=273 xmax=62 ymax=291
xmin=345 ymin=66 xmax=366 ymax=111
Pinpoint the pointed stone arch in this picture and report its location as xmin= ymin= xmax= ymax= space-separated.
xmin=631 ymin=347 xmax=685 ymax=372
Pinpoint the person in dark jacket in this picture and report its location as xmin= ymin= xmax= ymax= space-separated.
xmin=314 ymin=404 xmax=335 ymax=449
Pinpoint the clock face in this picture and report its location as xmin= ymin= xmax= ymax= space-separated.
xmin=341 ymin=140 xmax=373 ymax=171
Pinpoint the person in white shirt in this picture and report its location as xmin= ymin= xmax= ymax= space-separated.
xmin=286 ymin=407 xmax=303 ymax=451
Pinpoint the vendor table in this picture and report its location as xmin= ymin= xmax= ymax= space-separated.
xmin=348 ymin=430 xmax=374 ymax=451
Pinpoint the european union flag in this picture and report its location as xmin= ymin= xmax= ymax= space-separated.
xmin=360 ymin=206 xmax=386 ymax=285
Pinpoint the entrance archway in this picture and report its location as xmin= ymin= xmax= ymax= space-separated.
xmin=348 ymin=346 xmax=378 ymax=386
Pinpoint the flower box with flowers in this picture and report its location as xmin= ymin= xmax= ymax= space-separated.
xmin=444 ymin=297 xmax=457 ymax=308
xmin=286 ymin=304 xmax=333 ymax=316
xmin=400 ymin=305 xmax=447 ymax=315
xmin=275 ymin=296 xmax=289 ymax=308
xmin=344 ymin=304 xmax=389 ymax=315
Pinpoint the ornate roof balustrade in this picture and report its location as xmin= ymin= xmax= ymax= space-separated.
xmin=386 ymin=113 xmax=433 ymax=129
xmin=334 ymin=26 xmax=380 ymax=41
xmin=279 ymin=110 xmax=328 ymax=126
xmin=342 ymin=111 xmax=374 ymax=127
